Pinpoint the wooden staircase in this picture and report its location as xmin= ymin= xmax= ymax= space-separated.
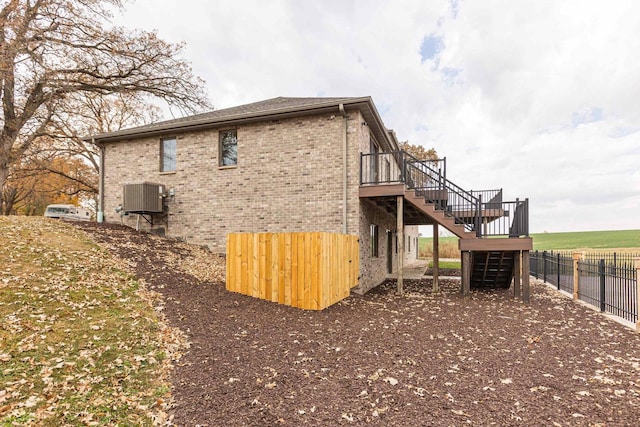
xmin=471 ymin=251 xmax=515 ymax=289
xmin=360 ymin=150 xmax=531 ymax=291
xmin=403 ymin=189 xmax=476 ymax=239
xmin=404 ymin=189 xmax=519 ymax=289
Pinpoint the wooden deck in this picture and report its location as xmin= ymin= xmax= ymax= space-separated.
xmin=359 ymin=151 xmax=531 ymax=302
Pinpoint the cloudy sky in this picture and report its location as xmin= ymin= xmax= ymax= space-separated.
xmin=115 ymin=0 xmax=640 ymax=234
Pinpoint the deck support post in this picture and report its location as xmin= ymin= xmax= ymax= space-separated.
xmin=461 ymin=250 xmax=471 ymax=296
xmin=433 ymin=224 xmax=439 ymax=292
xmin=522 ymin=250 xmax=530 ymax=304
xmin=513 ymin=250 xmax=521 ymax=298
xmin=397 ymin=195 xmax=404 ymax=296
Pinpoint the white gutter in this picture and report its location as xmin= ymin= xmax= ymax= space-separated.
xmin=339 ymin=103 xmax=348 ymax=234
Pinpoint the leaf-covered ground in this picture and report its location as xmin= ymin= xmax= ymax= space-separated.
xmin=0 ymin=217 xmax=187 ymax=425
xmin=73 ymin=221 xmax=640 ymax=426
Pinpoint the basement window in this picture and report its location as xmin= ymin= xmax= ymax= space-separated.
xmin=370 ymin=224 xmax=379 ymax=258
xmin=160 ymin=137 xmax=177 ymax=172
xmin=219 ymin=129 xmax=238 ymax=166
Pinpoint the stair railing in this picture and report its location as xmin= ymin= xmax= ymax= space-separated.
xmin=473 ymin=198 xmax=530 ymax=237
xmin=471 ymin=189 xmax=502 ymax=209
xmin=403 ymin=154 xmax=482 ymax=235
xmin=509 ymin=198 xmax=529 ymax=237
xmin=359 ymin=151 xmax=529 ymax=238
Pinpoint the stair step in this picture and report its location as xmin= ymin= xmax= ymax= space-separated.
xmin=403 ymin=190 xmax=478 ymax=239
xmin=470 ymin=251 xmax=515 ymax=289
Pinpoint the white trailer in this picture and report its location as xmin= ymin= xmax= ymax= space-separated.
xmin=44 ymin=204 xmax=92 ymax=221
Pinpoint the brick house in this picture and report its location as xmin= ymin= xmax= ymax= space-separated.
xmin=91 ymin=97 xmax=421 ymax=293
xmin=90 ymin=96 xmax=532 ymax=296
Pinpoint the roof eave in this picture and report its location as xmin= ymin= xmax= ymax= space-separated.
xmin=86 ymin=96 xmax=386 ymax=143
xmin=351 ymin=98 xmax=396 ymax=152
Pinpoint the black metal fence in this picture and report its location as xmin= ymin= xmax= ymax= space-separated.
xmin=530 ymin=250 xmax=639 ymax=324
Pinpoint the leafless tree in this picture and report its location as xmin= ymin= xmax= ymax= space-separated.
xmin=0 ymin=0 xmax=211 ymax=213
xmin=45 ymin=92 xmax=162 ymax=193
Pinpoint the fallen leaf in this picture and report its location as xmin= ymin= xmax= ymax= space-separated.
xmin=384 ymin=377 xmax=398 ymax=386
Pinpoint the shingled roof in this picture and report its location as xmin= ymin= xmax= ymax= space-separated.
xmin=87 ymin=96 xmax=398 ymax=151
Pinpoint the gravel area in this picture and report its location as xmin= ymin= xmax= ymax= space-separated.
xmin=75 ymin=222 xmax=640 ymax=426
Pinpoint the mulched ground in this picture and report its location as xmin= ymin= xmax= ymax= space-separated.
xmin=75 ymin=222 xmax=640 ymax=426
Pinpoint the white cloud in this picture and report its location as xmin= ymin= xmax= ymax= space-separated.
xmin=115 ymin=0 xmax=640 ymax=232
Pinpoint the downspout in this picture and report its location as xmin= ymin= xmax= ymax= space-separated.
xmin=96 ymin=138 xmax=105 ymax=223
xmin=339 ymin=104 xmax=347 ymax=234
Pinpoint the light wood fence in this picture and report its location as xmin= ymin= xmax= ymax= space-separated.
xmin=226 ymin=232 xmax=359 ymax=310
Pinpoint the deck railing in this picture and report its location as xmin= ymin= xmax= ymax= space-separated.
xmin=359 ymin=151 xmax=446 ymax=186
xmin=479 ymin=199 xmax=529 ymax=237
xmin=360 ymin=150 xmax=529 ymax=238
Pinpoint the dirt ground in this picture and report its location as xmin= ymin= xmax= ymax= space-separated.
xmin=75 ymin=222 xmax=640 ymax=426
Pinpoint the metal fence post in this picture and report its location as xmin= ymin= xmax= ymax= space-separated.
xmin=635 ymin=257 xmax=640 ymax=332
xmin=599 ymin=259 xmax=606 ymax=312
xmin=531 ymin=250 xmax=537 ymax=278
xmin=557 ymin=252 xmax=561 ymax=291
xmin=543 ymin=250 xmax=547 ymax=283
xmin=572 ymin=252 xmax=583 ymax=300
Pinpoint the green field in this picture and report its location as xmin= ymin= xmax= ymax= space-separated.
xmin=530 ymin=229 xmax=640 ymax=251
xmin=419 ymin=229 xmax=640 ymax=258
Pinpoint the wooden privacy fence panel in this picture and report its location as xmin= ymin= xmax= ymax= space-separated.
xmin=226 ymin=232 xmax=359 ymax=310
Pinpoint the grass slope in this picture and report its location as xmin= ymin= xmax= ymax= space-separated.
xmin=0 ymin=217 xmax=178 ymax=425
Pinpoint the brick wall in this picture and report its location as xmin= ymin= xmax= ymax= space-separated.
xmin=103 ymin=112 xmax=358 ymax=252
xmin=355 ymin=199 xmax=419 ymax=293
xmin=347 ymin=113 xmax=419 ymax=293
xmin=103 ymin=107 xmax=417 ymax=294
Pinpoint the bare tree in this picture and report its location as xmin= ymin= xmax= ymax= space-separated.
xmin=0 ymin=0 xmax=211 ymax=211
xmin=47 ymin=92 xmax=161 ymax=191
